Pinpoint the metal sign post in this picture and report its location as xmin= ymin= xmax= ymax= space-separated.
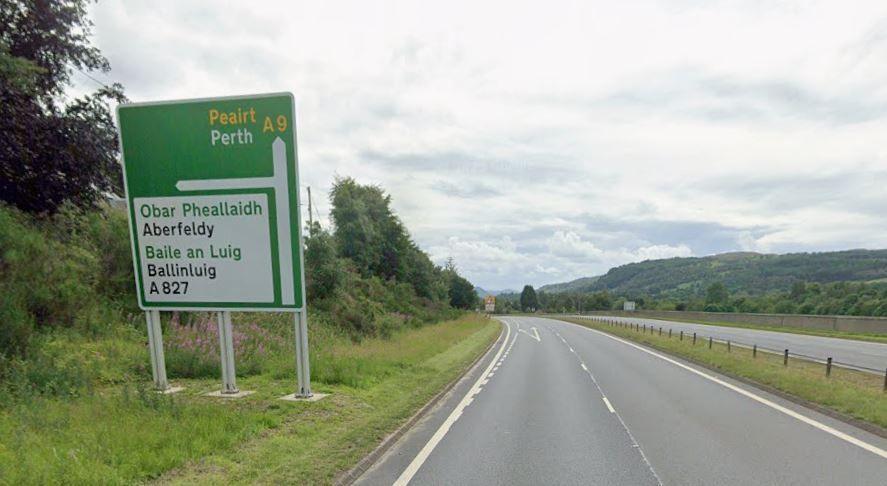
xmin=145 ymin=310 xmax=169 ymax=390
xmin=294 ymin=309 xmax=312 ymax=397
xmin=217 ymin=311 xmax=238 ymax=394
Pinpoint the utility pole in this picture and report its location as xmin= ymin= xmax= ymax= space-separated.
xmin=307 ymin=186 xmax=313 ymax=228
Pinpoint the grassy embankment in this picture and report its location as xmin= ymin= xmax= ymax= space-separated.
xmin=0 ymin=314 xmax=499 ymax=484
xmin=556 ymin=317 xmax=887 ymax=430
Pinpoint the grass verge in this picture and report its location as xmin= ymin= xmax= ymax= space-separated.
xmin=557 ymin=317 xmax=887 ymax=431
xmin=0 ymin=315 xmax=499 ymax=485
xmin=639 ymin=315 xmax=887 ymax=344
xmin=531 ymin=312 xmax=887 ymax=343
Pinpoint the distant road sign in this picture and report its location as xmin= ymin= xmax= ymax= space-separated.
xmin=118 ymin=93 xmax=304 ymax=311
xmin=484 ymin=295 xmax=496 ymax=312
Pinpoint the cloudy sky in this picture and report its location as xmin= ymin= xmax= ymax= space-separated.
xmin=76 ymin=0 xmax=887 ymax=290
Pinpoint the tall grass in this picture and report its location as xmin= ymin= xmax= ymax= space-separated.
xmin=164 ymin=313 xmax=291 ymax=378
xmin=0 ymin=384 xmax=279 ymax=484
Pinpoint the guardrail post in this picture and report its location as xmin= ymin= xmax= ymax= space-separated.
xmin=708 ymin=337 xmax=712 ymax=349
xmin=669 ymin=329 xmax=672 ymax=338
xmin=659 ymin=327 xmax=662 ymax=336
xmin=826 ymin=357 xmax=832 ymax=377
xmin=643 ymin=324 xmax=646 ymax=333
xmin=753 ymin=344 xmax=757 ymax=358
xmin=784 ymin=349 xmax=789 ymax=367
xmin=727 ymin=340 xmax=731 ymax=352
xmin=693 ymin=332 xmax=696 ymax=345
xmin=680 ymin=331 xmax=683 ymax=341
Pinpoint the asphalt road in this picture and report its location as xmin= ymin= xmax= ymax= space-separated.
xmin=573 ymin=314 xmax=887 ymax=372
xmin=356 ymin=316 xmax=887 ymax=485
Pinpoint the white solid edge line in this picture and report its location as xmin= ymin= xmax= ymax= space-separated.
xmin=393 ymin=320 xmax=512 ymax=486
xmin=602 ymin=396 xmax=616 ymax=413
xmin=568 ymin=322 xmax=887 ymax=460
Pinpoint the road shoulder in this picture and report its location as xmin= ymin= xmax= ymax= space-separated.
xmin=551 ymin=316 xmax=887 ymax=440
xmin=348 ymin=319 xmax=507 ymax=485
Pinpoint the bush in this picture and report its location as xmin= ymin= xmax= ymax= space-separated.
xmin=0 ymin=203 xmax=133 ymax=356
xmin=0 ymin=294 xmax=35 ymax=357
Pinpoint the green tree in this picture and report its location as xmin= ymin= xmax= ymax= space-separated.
xmin=705 ymin=282 xmax=728 ymax=305
xmin=790 ymin=281 xmax=807 ymax=300
xmin=329 ymin=178 xmax=389 ymax=277
xmin=330 ymin=177 xmax=458 ymax=301
xmin=520 ymin=285 xmax=538 ymax=312
xmin=447 ymin=273 xmax=476 ymax=309
xmin=329 ymin=177 xmax=446 ymax=300
xmin=304 ymin=222 xmax=346 ymax=302
xmin=1 ymin=0 xmax=126 ymax=213
xmin=441 ymin=258 xmax=476 ymax=310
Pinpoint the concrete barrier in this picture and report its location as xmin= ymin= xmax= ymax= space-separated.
xmin=579 ymin=309 xmax=887 ymax=335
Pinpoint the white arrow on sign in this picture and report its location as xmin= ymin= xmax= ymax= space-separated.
xmin=175 ymin=137 xmax=295 ymax=305
xmin=518 ymin=326 xmax=541 ymax=342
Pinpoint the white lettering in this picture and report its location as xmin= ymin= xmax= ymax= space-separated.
xmin=210 ymin=128 xmax=254 ymax=146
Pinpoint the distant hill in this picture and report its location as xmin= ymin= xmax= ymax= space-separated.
xmin=475 ymin=287 xmax=516 ymax=297
xmin=539 ymin=276 xmax=601 ymax=293
xmin=540 ymin=249 xmax=887 ymax=299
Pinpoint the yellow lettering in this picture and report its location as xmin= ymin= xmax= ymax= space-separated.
xmin=276 ymin=115 xmax=287 ymax=132
xmin=263 ymin=116 xmax=274 ymax=132
xmin=208 ymin=109 xmax=219 ymax=125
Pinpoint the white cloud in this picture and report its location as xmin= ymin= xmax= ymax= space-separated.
xmin=634 ymin=244 xmax=694 ymax=262
xmin=82 ymin=0 xmax=887 ymax=289
xmin=430 ymin=231 xmax=692 ymax=289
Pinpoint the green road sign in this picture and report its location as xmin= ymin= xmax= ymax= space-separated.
xmin=117 ymin=93 xmax=304 ymax=311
